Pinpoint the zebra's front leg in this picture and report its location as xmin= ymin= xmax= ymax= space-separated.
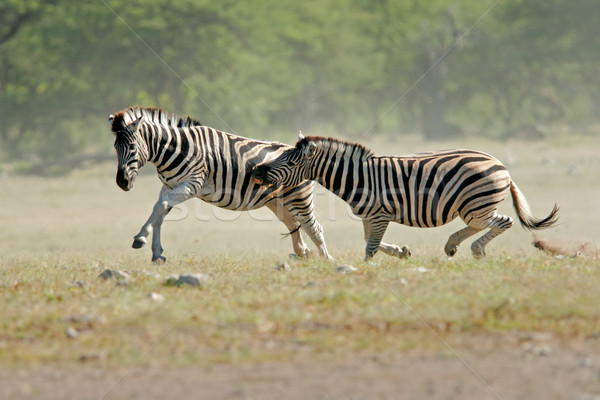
xmin=379 ymin=243 xmax=411 ymax=259
xmin=363 ymin=219 xmax=391 ymax=260
xmin=363 ymin=220 xmax=409 ymax=259
xmin=132 ymin=187 xmax=171 ymax=250
xmin=132 ymin=181 xmax=201 ymax=262
xmin=150 ymin=206 xmax=172 ymax=263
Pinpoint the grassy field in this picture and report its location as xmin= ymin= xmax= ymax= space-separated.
xmin=0 ymin=133 xmax=599 ymax=369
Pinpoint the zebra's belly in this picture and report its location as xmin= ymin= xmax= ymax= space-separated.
xmin=394 ymin=212 xmax=458 ymax=228
xmin=197 ymin=188 xmax=274 ymax=211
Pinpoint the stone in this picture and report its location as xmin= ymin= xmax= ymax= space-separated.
xmin=336 ymin=264 xmax=358 ymax=274
xmin=165 ymin=273 xmax=208 ymax=288
xmin=98 ymin=269 xmax=130 ymax=284
xmin=148 ymin=292 xmax=165 ymax=302
xmin=65 ymin=327 xmax=78 ymax=339
xmin=275 ymin=262 xmax=291 ymax=271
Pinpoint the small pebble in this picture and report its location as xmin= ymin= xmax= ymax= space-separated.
xmin=523 ymin=343 xmax=553 ymax=356
xmin=99 ymin=269 xmax=131 ymax=285
xmin=60 ymin=314 xmax=106 ymax=331
xmin=275 ymin=262 xmax=291 ymax=271
xmin=148 ymin=292 xmax=165 ymax=302
xmin=140 ymin=270 xmax=161 ymax=279
xmin=65 ymin=327 xmax=78 ymax=339
xmin=78 ymin=352 xmax=106 ymax=362
xmin=165 ymin=273 xmax=208 ymax=288
xmin=336 ymin=264 xmax=358 ymax=274
xmin=407 ymin=267 xmax=431 ymax=273
xmin=579 ymin=357 xmax=593 ymax=368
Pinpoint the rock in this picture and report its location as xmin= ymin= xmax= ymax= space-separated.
xmin=407 ymin=267 xmax=431 ymax=273
xmin=99 ymin=269 xmax=131 ymax=285
xmin=65 ymin=327 xmax=78 ymax=339
xmin=567 ymin=164 xmax=580 ymax=176
xmin=165 ymin=273 xmax=208 ymax=288
xmin=147 ymin=292 xmax=165 ymax=302
xmin=523 ymin=342 xmax=553 ymax=356
xmin=140 ymin=270 xmax=161 ymax=279
xmin=60 ymin=314 xmax=106 ymax=328
xmin=275 ymin=262 xmax=291 ymax=271
xmin=78 ymin=352 xmax=106 ymax=362
xmin=336 ymin=264 xmax=358 ymax=274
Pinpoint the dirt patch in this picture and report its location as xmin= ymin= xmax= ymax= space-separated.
xmin=2 ymin=336 xmax=599 ymax=400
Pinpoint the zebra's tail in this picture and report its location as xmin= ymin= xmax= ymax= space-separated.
xmin=510 ymin=181 xmax=559 ymax=231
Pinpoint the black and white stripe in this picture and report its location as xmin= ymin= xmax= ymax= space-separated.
xmin=109 ymin=107 xmax=332 ymax=262
xmin=252 ymin=136 xmax=558 ymax=259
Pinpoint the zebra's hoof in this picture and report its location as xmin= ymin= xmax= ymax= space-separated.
xmin=471 ymin=243 xmax=485 ymax=258
xmin=132 ymin=237 xmax=147 ymax=249
xmin=152 ymin=255 xmax=166 ymax=264
xmin=400 ymin=245 xmax=411 ymax=258
xmin=444 ymin=243 xmax=458 ymax=257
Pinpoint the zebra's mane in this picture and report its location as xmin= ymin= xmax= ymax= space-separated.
xmin=299 ymin=136 xmax=374 ymax=160
xmin=110 ymin=106 xmax=202 ymax=133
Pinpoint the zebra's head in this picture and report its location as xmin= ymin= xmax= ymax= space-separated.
xmin=252 ymin=133 xmax=317 ymax=187
xmin=109 ymin=112 xmax=146 ymax=191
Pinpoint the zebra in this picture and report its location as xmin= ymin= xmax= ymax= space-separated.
xmin=109 ymin=107 xmax=332 ymax=262
xmin=252 ymin=134 xmax=559 ymax=260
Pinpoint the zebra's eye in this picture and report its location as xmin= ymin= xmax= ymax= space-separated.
xmin=129 ymin=143 xmax=136 ymax=151
xmin=286 ymin=160 xmax=295 ymax=167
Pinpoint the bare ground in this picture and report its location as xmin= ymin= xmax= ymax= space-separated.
xmin=2 ymin=335 xmax=599 ymax=400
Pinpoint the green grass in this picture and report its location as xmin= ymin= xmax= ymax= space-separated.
xmin=1 ymin=252 xmax=599 ymax=367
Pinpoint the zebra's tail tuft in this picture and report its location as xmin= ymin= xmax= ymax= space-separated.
xmin=510 ymin=181 xmax=559 ymax=231
xmin=281 ymin=224 xmax=302 ymax=239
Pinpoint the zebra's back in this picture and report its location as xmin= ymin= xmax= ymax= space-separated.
xmin=374 ymin=149 xmax=511 ymax=227
xmin=144 ymin=123 xmax=308 ymax=211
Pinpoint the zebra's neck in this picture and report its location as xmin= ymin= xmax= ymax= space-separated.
xmin=305 ymin=137 xmax=373 ymax=203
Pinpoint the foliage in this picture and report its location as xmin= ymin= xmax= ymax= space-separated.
xmin=0 ymin=0 xmax=599 ymax=172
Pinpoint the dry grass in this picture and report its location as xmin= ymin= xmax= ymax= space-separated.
xmin=1 ymin=252 xmax=599 ymax=368
xmin=0 ymin=133 xmax=599 ymax=368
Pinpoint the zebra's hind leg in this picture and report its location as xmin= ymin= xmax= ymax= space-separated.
xmin=444 ymin=226 xmax=481 ymax=257
xmin=266 ymin=202 xmax=312 ymax=259
xmin=363 ymin=220 xmax=410 ymax=259
xmin=470 ymin=214 xmax=514 ymax=258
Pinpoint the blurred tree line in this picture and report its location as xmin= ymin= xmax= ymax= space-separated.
xmin=1 ymin=0 xmax=599 ymax=173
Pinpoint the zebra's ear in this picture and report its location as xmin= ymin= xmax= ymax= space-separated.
xmin=126 ymin=116 xmax=145 ymax=133
xmin=298 ymin=131 xmax=304 ymax=141
xmin=303 ymin=141 xmax=317 ymax=159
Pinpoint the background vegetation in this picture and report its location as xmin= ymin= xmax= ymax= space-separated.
xmin=1 ymin=0 xmax=599 ymax=173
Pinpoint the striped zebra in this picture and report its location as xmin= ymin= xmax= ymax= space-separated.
xmin=252 ymin=134 xmax=559 ymax=260
xmin=109 ymin=107 xmax=332 ymax=262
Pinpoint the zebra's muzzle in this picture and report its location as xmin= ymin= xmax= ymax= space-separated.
xmin=251 ymin=165 xmax=271 ymax=186
xmin=116 ymin=168 xmax=136 ymax=191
